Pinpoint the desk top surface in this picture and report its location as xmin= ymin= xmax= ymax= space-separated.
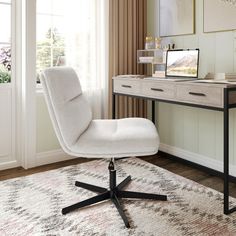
xmin=113 ymin=76 xmax=236 ymax=89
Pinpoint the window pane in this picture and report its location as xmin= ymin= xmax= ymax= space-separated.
xmin=37 ymin=0 xmax=65 ymax=16
xmin=52 ymin=47 xmax=65 ymax=66
xmin=0 ymin=2 xmax=11 ymax=83
xmin=37 ymin=15 xmax=52 ymax=42
xmin=0 ymin=1 xmax=11 ymax=4
xmin=37 ymin=0 xmax=52 ymax=15
xmin=0 ymin=44 xmax=11 ymax=83
xmin=52 ymin=16 xmax=65 ymax=38
xmin=36 ymin=46 xmax=52 ymax=71
xmin=37 ymin=0 xmax=66 ymax=76
xmin=52 ymin=0 xmax=66 ymax=15
xmin=36 ymin=0 xmax=93 ymax=84
xmin=0 ymin=4 xmax=11 ymax=43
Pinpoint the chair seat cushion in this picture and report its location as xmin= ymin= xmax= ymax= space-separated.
xmin=70 ymin=118 xmax=159 ymax=158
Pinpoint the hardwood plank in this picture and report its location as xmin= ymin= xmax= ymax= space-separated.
xmin=142 ymin=155 xmax=236 ymax=198
xmin=1 ymin=153 xmax=236 ymax=198
xmin=0 ymin=158 xmax=92 ymax=181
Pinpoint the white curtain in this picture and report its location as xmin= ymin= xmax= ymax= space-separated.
xmin=64 ymin=0 xmax=109 ymax=119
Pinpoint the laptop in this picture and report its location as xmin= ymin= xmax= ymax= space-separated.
xmin=153 ymin=49 xmax=200 ymax=82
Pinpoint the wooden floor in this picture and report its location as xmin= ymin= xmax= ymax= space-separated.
xmin=1 ymin=152 xmax=236 ymax=198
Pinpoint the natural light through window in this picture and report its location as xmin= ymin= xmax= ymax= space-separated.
xmin=0 ymin=0 xmax=11 ymax=83
xmin=36 ymin=0 xmax=65 ymax=82
xmin=36 ymin=0 xmax=94 ymax=87
xmin=37 ymin=0 xmax=108 ymax=118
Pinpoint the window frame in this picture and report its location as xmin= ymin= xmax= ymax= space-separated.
xmin=36 ymin=1 xmax=65 ymax=79
xmin=0 ymin=0 xmax=14 ymax=84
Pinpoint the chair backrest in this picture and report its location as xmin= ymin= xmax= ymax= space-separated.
xmin=40 ymin=67 xmax=92 ymax=152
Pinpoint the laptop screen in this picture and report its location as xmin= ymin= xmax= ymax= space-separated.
xmin=165 ymin=49 xmax=199 ymax=78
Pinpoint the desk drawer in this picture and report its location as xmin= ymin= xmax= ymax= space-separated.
xmin=176 ymin=85 xmax=223 ymax=107
xmin=113 ymin=79 xmax=141 ymax=95
xmin=142 ymin=81 xmax=175 ymax=99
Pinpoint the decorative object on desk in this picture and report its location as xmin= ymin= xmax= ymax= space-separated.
xmin=145 ymin=36 xmax=155 ymax=50
xmin=159 ymin=0 xmax=195 ymax=37
xmin=214 ymin=73 xmax=226 ymax=81
xmin=204 ymin=72 xmax=226 ymax=81
xmin=161 ymin=44 xmax=175 ymax=63
xmin=145 ymin=37 xmax=149 ymax=50
xmin=155 ymin=37 xmax=162 ymax=49
xmin=204 ymin=0 xmax=236 ymax=32
xmin=204 ymin=72 xmax=236 ymax=82
xmin=1 ymin=157 xmax=236 ymax=235
xmin=204 ymin=73 xmax=216 ymax=80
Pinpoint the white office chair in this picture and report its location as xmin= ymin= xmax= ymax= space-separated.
xmin=40 ymin=67 xmax=167 ymax=228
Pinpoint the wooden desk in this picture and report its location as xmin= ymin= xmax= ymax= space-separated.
xmin=112 ymin=76 xmax=236 ymax=215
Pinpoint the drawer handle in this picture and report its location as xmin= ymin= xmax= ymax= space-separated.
xmin=189 ymin=92 xmax=206 ymax=97
xmin=151 ymin=88 xmax=164 ymax=92
xmin=121 ymin=85 xmax=132 ymax=88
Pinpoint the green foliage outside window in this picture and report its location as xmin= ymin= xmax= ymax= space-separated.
xmin=0 ymin=47 xmax=11 ymax=83
xmin=36 ymin=27 xmax=65 ymax=82
xmin=0 ymin=66 xmax=11 ymax=83
xmin=0 ymin=28 xmax=65 ymax=83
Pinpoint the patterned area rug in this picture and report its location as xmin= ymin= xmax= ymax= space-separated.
xmin=1 ymin=157 xmax=236 ymax=236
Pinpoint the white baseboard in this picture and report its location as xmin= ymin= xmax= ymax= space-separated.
xmin=159 ymin=143 xmax=236 ymax=177
xmin=36 ymin=145 xmax=236 ymax=177
xmin=36 ymin=149 xmax=76 ymax=166
xmin=0 ymin=160 xmax=19 ymax=171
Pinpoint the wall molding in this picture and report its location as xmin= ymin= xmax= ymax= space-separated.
xmin=0 ymin=160 xmax=19 ymax=171
xmin=159 ymin=143 xmax=236 ymax=177
xmin=36 ymin=149 xmax=76 ymax=167
xmin=0 ymin=149 xmax=75 ymax=170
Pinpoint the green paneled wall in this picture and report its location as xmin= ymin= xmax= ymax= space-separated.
xmin=147 ymin=0 xmax=236 ymax=171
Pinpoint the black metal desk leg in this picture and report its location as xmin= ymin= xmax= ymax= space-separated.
xmin=112 ymin=94 xmax=116 ymax=119
xmin=152 ymin=101 xmax=155 ymax=124
xmin=223 ymin=88 xmax=229 ymax=214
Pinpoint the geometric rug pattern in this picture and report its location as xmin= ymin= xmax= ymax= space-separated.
xmin=0 ymin=157 xmax=236 ymax=236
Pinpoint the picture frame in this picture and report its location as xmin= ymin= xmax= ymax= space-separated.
xmin=204 ymin=0 xmax=236 ymax=33
xmin=159 ymin=0 xmax=195 ymax=37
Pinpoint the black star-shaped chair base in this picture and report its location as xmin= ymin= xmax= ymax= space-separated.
xmin=62 ymin=160 xmax=167 ymax=228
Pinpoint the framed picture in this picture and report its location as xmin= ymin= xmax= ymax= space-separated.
xmin=159 ymin=0 xmax=195 ymax=37
xmin=204 ymin=0 xmax=236 ymax=33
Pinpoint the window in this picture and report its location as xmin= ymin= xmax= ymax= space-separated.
xmin=36 ymin=0 xmax=65 ymax=82
xmin=36 ymin=0 xmax=99 ymax=89
xmin=0 ymin=0 xmax=11 ymax=83
xmin=37 ymin=0 xmax=108 ymax=118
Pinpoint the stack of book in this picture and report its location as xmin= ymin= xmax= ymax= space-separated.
xmin=204 ymin=73 xmax=236 ymax=82
xmin=226 ymin=73 xmax=236 ymax=81
xmin=139 ymin=57 xmax=154 ymax=63
xmin=153 ymin=71 xmax=165 ymax=78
